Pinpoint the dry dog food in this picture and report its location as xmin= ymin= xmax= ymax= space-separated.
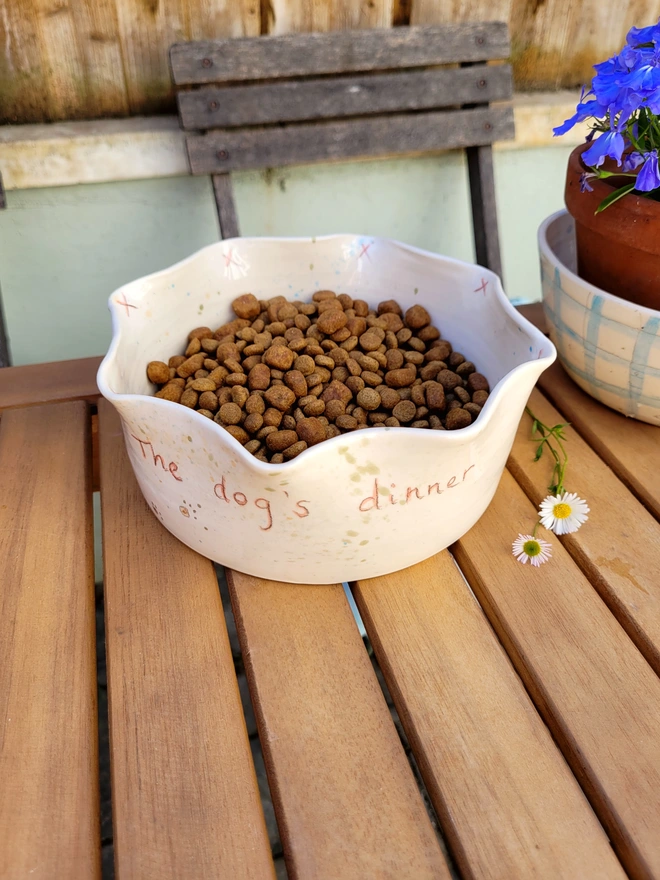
xmin=146 ymin=292 xmax=490 ymax=462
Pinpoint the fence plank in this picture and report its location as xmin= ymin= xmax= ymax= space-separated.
xmin=170 ymin=22 xmax=511 ymax=84
xmin=227 ymin=570 xmax=451 ymax=880
xmin=454 ymin=468 xmax=660 ymax=880
xmin=31 ymin=0 xmax=88 ymax=119
xmin=73 ymin=0 xmax=131 ymax=117
xmin=98 ymin=399 xmax=275 ymax=880
xmin=186 ymin=105 xmax=514 ymax=173
xmin=353 ymin=553 xmax=627 ymax=880
xmin=178 ymin=64 xmax=512 ymax=129
xmin=0 ymin=402 xmax=99 ymax=880
xmin=268 ymin=0 xmax=393 ymax=35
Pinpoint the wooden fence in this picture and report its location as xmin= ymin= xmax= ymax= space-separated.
xmin=0 ymin=0 xmax=653 ymax=124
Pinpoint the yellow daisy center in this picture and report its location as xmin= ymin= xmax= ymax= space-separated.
xmin=523 ymin=540 xmax=541 ymax=557
xmin=553 ymin=502 xmax=572 ymax=519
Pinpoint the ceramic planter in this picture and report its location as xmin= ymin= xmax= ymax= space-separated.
xmin=565 ymin=142 xmax=660 ymax=311
xmin=98 ymin=234 xmax=555 ymax=584
xmin=539 ymin=209 xmax=660 ymax=426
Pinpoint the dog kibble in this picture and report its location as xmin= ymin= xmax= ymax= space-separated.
xmin=148 ymin=291 xmax=489 ymax=460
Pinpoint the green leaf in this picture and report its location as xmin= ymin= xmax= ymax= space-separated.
xmin=531 ymin=419 xmax=539 ymax=435
xmin=534 ymin=443 xmax=545 ymax=461
xmin=595 ymin=183 xmax=636 ymax=214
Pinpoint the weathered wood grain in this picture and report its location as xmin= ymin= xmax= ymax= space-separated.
xmin=538 ymin=362 xmax=660 ymax=522
xmin=0 ymin=356 xmax=101 ymax=411
xmin=412 ymin=0 xmax=513 ymax=28
xmin=354 ymin=553 xmax=627 ymax=880
xmin=212 ymin=173 xmax=240 ymax=238
xmin=98 ymin=400 xmax=275 ymax=880
xmin=226 ymin=570 xmax=451 ymax=880
xmin=0 ymin=402 xmax=100 ymax=879
xmin=186 ymin=105 xmax=515 ymax=173
xmin=31 ymin=0 xmax=88 ymax=119
xmin=454 ymin=468 xmax=660 ymax=880
xmin=170 ymin=22 xmax=511 ymax=85
xmin=466 ymin=144 xmax=503 ymax=277
xmin=510 ymin=389 xmax=660 ymax=675
xmin=178 ymin=64 xmax=513 ymax=129
xmin=268 ymin=0 xmax=393 ymax=34
xmin=72 ymin=0 xmax=130 ymax=118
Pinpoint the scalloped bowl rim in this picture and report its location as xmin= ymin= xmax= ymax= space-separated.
xmin=97 ymin=233 xmax=555 ymax=474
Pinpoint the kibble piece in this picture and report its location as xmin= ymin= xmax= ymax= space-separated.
xmin=425 ymin=382 xmax=446 ymax=411
xmin=467 ymin=372 xmax=490 ymax=393
xmin=245 ymin=439 xmax=262 ymax=454
xmin=232 ymin=293 xmax=261 ymax=320
xmin=191 ymin=377 xmax=217 ymax=392
xmin=283 ymin=369 xmax=307 ymax=398
xmin=241 ymin=412 xmax=262 ymax=433
xmin=282 ymin=415 xmax=298 ymax=431
xmin=392 ymin=400 xmax=417 ymax=423
xmin=379 ymin=387 xmax=400 ymax=409
xmin=436 ymin=369 xmax=463 ymax=392
xmin=271 ymin=453 xmax=284 ymax=463
xmin=199 ymin=391 xmax=219 ymax=412
xmin=304 ymin=399 xmax=325 ymax=416
xmin=359 ymin=328 xmax=385 ymax=352
xmin=368 ymin=412 xmax=388 ymax=424
xmin=225 ymin=424 xmax=250 ymax=444
xmin=155 ymin=383 xmax=183 ymax=402
xmin=346 ymin=316 xmax=367 ymax=337
xmin=345 ymin=375 xmax=365 ymax=395
xmin=326 ymin=424 xmax=341 ymax=439
xmin=296 ymin=417 xmax=326 ymax=446
xmin=396 ymin=327 xmax=413 ymax=344
xmin=324 ymin=399 xmax=346 ymax=420
xmin=454 ymin=386 xmax=470 ymax=404
xmin=378 ymin=312 xmax=404 ymax=333
xmin=384 ymin=417 xmax=400 ymax=427
xmin=266 ymin=430 xmax=299 ymax=452
xmin=426 ymin=340 xmax=452 ymax=362
xmin=247 ymin=363 xmax=270 ymax=391
xmin=405 ymin=305 xmax=431 ymax=330
xmin=245 ymin=394 xmax=266 ymax=415
xmin=184 ymin=338 xmax=201 ymax=356
xmin=378 ymin=299 xmax=403 ymax=316
xmin=231 ymin=386 xmax=249 ymax=408
xmin=321 ymin=380 xmax=353 ymax=406
xmin=385 ymin=368 xmax=416 ymax=389
xmin=226 ymin=373 xmax=247 ymax=387
xmin=264 ymin=385 xmax=296 ymax=412
xmin=177 ymin=353 xmax=205 ymax=378
xmin=257 ymin=425 xmax=278 ymax=440
xmin=385 ymin=349 xmax=404 ymax=371
xmin=147 ymin=361 xmax=170 ymax=384
xmin=194 ymin=369 xmax=210 ymax=379
xmin=261 ymin=345 xmax=293 ymax=371
xmin=181 ymin=389 xmax=199 ymax=408
xmin=449 ymin=351 xmax=465 ymax=368
xmin=335 ymin=414 xmax=358 ymax=430
xmin=361 ymin=371 xmax=381 ymax=388
xmin=357 ymin=388 xmax=381 ymax=411
xmin=464 ymin=402 xmax=482 ymax=418
xmin=472 ymin=390 xmax=489 ymax=406
xmin=293 ymin=354 xmax=315 ymax=376
xmin=209 ymin=366 xmax=229 ymax=386
xmin=218 ymin=402 xmax=243 ymax=425
xmin=446 ymin=408 xmax=472 ymax=430
xmin=447 ymin=399 xmax=462 ymax=410
xmin=411 ymin=385 xmax=426 ymax=406
xmin=352 ymin=299 xmax=368 ymax=317
xmin=456 ymin=360 xmax=476 ymax=377
xmin=418 ymin=325 xmax=440 ymax=343
xmin=168 ymin=355 xmax=187 ymax=369
xmin=217 ymin=387 xmax=233 ymax=405
xmin=188 ymin=326 xmax=213 ymax=341
xmin=283 ymin=440 xmax=308 ymax=460
xmin=420 ymin=362 xmax=444 ymax=381
xmin=316 ymin=309 xmax=347 ymax=334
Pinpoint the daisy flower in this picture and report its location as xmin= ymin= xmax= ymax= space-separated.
xmin=512 ymin=534 xmax=553 ymax=566
xmin=538 ymin=492 xmax=590 ymax=535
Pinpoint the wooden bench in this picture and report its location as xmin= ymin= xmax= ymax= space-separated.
xmin=170 ymin=23 xmax=514 ymax=279
xmin=2 ymin=310 xmax=660 ymax=877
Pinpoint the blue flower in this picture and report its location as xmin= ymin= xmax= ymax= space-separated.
xmin=623 ymin=151 xmax=644 ymax=171
xmin=553 ymin=98 xmax=608 ymax=136
xmin=626 ymin=19 xmax=660 ymax=47
xmin=580 ymin=172 xmax=595 ymax=192
xmin=635 ymin=150 xmax=660 ymax=191
xmin=582 ymin=129 xmax=626 ymax=167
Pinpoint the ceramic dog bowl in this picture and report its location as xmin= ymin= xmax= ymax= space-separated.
xmin=98 ymin=235 xmax=555 ymax=583
xmin=539 ymin=210 xmax=660 ymax=426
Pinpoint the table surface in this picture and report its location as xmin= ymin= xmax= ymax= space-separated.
xmin=2 ymin=305 xmax=660 ymax=880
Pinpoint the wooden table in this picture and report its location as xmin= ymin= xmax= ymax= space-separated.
xmin=2 ymin=309 xmax=660 ymax=880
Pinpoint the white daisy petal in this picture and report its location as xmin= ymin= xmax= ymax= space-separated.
xmin=537 ymin=492 xmax=589 ymax=535
xmin=512 ymin=533 xmax=552 ymax=566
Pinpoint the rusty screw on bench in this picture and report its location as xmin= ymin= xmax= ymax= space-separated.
xmin=147 ymin=292 xmax=490 ymax=462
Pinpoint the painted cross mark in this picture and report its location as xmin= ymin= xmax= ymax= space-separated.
xmin=358 ymin=242 xmax=372 ymax=261
xmin=474 ymin=278 xmax=489 ymax=297
xmin=116 ymin=293 xmax=138 ymax=317
xmin=223 ymin=248 xmax=239 ymax=269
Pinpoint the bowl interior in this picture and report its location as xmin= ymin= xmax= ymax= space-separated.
xmin=100 ymin=235 xmax=548 ymax=401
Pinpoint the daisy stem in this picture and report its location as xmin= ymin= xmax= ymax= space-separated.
xmin=525 ymin=407 xmax=570 ymax=495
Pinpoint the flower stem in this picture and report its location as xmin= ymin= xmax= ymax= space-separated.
xmin=525 ymin=407 xmax=571 ymax=495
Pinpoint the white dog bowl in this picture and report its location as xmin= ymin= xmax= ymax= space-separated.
xmin=98 ymin=235 xmax=554 ymax=583
xmin=539 ymin=210 xmax=660 ymax=426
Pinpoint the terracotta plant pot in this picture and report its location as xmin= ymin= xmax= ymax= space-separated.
xmin=565 ymin=142 xmax=660 ymax=310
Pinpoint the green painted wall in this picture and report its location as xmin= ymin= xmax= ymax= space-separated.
xmin=0 ymin=145 xmax=573 ymax=367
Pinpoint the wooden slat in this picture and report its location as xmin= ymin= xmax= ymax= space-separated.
xmin=454 ymin=468 xmax=660 ymax=880
xmin=31 ymin=0 xmax=88 ymax=120
xmin=466 ymin=143 xmax=502 ymax=277
xmin=0 ymin=355 xmax=101 ymax=411
xmin=0 ymin=402 xmax=99 ymax=879
xmin=212 ymin=173 xmax=240 ymax=238
xmin=170 ymin=22 xmax=511 ymax=85
xmin=186 ymin=105 xmax=515 ymax=173
xmin=412 ymin=0 xmax=513 ymax=29
xmin=267 ymin=0 xmax=393 ymax=36
xmin=539 ymin=362 xmax=660 ymax=522
xmin=353 ymin=554 xmax=627 ymax=880
xmin=98 ymin=400 xmax=275 ymax=880
xmin=178 ymin=64 xmax=513 ymax=129
xmin=226 ymin=571 xmax=451 ymax=880
xmin=509 ymin=389 xmax=660 ymax=675
xmin=73 ymin=0 xmax=130 ymax=117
